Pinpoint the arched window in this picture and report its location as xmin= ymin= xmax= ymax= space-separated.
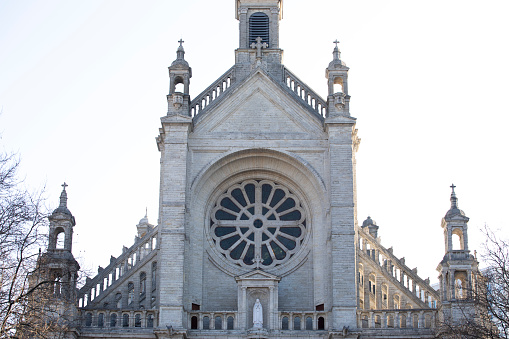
xmin=98 ymin=313 xmax=104 ymax=327
xmin=115 ymin=292 xmax=122 ymax=309
xmin=110 ymin=313 xmax=117 ymax=327
xmin=393 ymin=294 xmax=400 ymax=309
xmin=227 ymin=316 xmax=234 ymax=330
xmin=369 ymin=274 xmax=376 ymax=295
xmin=56 ymin=229 xmax=65 ymax=249
xmin=382 ymin=284 xmax=389 ymax=308
xmin=318 ymin=317 xmax=325 ymax=330
xmin=215 ymin=316 xmax=222 ymax=329
xmin=147 ymin=314 xmax=154 ymax=328
xmin=135 ymin=314 xmax=141 ymax=327
xmin=282 ymin=316 xmax=289 ymax=330
xmin=306 ymin=316 xmax=313 ymax=330
xmin=128 ymin=282 xmax=134 ymax=305
xmin=203 ymin=316 xmax=210 ymax=329
xmin=152 ymin=262 xmax=157 ymax=291
xmin=249 ymin=12 xmax=269 ymax=47
xmin=191 ymin=316 xmax=198 ymax=329
xmin=122 ymin=313 xmax=129 ymax=327
xmin=294 ymin=316 xmax=301 ymax=330
xmin=140 ymin=272 xmax=146 ymax=299
xmin=85 ymin=313 xmax=92 ymax=327
xmin=358 ymin=264 xmax=364 ymax=287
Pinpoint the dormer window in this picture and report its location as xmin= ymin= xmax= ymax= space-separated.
xmin=249 ymin=12 xmax=269 ymax=47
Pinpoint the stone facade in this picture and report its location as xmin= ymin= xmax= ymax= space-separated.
xmin=36 ymin=1 xmax=480 ymax=338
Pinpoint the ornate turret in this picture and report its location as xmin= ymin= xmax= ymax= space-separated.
xmin=167 ymin=39 xmax=192 ymax=115
xmin=137 ymin=209 xmax=153 ymax=237
xmin=326 ymin=40 xmax=350 ymax=117
xmin=361 ymin=216 xmax=379 ymax=238
xmin=437 ymin=185 xmax=479 ymax=324
xmin=48 ymin=183 xmax=76 ymax=253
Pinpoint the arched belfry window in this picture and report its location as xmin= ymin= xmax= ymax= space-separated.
xmin=249 ymin=12 xmax=269 ymax=47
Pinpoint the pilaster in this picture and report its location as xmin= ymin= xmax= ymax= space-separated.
xmin=325 ymin=118 xmax=358 ymax=329
xmin=157 ymin=114 xmax=192 ymax=329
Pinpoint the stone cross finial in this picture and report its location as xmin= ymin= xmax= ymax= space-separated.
xmin=333 ymin=39 xmax=340 ymax=48
xmin=178 ymin=39 xmax=184 ymax=47
xmin=251 ymin=37 xmax=267 ymax=59
xmin=450 ymin=183 xmax=458 ymax=209
xmin=59 ymin=182 xmax=68 ymax=208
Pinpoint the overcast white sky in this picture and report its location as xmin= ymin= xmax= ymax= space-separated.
xmin=1 ymin=0 xmax=508 ymax=284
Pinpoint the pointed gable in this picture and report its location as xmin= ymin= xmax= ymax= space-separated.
xmin=193 ymin=70 xmax=325 ymax=138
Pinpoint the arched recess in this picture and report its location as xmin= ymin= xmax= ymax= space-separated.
xmin=55 ymin=227 xmax=65 ymax=249
xmin=452 ymin=228 xmax=464 ymax=250
xmin=187 ymin=148 xmax=329 ymax=304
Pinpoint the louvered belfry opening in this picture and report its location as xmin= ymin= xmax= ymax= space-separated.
xmin=249 ymin=12 xmax=269 ymax=47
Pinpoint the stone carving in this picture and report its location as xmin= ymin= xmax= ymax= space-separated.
xmin=253 ymin=299 xmax=263 ymax=329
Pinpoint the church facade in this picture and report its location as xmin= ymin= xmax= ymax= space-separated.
xmin=38 ymin=1 xmax=480 ymax=338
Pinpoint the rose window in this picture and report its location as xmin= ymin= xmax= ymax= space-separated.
xmin=210 ymin=180 xmax=307 ymax=268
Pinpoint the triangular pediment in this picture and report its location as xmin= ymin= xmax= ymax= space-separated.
xmin=235 ymin=269 xmax=281 ymax=282
xmin=193 ymin=69 xmax=325 ymax=138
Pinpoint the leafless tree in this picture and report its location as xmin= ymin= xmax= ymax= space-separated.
xmin=0 ymin=152 xmax=71 ymax=338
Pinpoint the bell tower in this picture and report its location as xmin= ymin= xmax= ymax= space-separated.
xmin=236 ymin=0 xmax=282 ymax=49
xmin=326 ymin=40 xmax=351 ymax=117
xmin=167 ymin=39 xmax=192 ymax=116
xmin=437 ymin=185 xmax=479 ymax=323
xmin=43 ymin=183 xmax=80 ymax=300
xmin=235 ymin=0 xmax=284 ymax=78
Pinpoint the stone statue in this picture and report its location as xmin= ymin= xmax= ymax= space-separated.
xmin=253 ymin=298 xmax=263 ymax=329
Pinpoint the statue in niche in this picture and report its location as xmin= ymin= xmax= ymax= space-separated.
xmin=253 ymin=298 xmax=263 ymax=329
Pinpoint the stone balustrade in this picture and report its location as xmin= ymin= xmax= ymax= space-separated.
xmin=283 ymin=67 xmax=327 ymax=118
xmin=190 ymin=66 xmax=235 ymax=117
xmin=357 ymin=308 xmax=437 ymax=329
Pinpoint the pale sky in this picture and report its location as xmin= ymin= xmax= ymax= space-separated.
xmin=1 ymin=0 xmax=508 ymax=284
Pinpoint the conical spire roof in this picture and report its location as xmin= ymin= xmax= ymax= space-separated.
xmin=444 ymin=184 xmax=467 ymax=220
xmin=52 ymin=182 xmax=73 ymax=217
xmin=170 ymin=39 xmax=190 ymax=69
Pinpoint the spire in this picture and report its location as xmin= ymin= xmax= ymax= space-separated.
xmin=59 ymin=182 xmax=68 ymax=208
xmin=176 ymin=39 xmax=185 ymax=60
xmin=450 ymin=183 xmax=458 ymax=209
xmin=333 ymin=39 xmax=341 ymax=61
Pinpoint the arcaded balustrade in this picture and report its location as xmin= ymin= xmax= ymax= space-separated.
xmin=188 ymin=311 xmax=238 ymax=330
xmin=283 ymin=67 xmax=327 ymax=118
xmin=190 ymin=66 xmax=235 ymax=117
xmin=278 ymin=311 xmax=327 ymax=331
xmin=79 ymin=309 xmax=158 ymax=329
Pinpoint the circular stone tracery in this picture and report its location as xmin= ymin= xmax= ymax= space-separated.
xmin=210 ymin=179 xmax=307 ymax=269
